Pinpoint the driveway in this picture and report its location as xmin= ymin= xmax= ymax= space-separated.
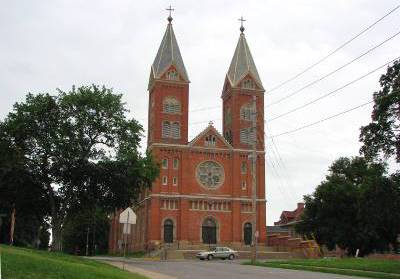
xmin=95 ymin=257 xmax=367 ymax=279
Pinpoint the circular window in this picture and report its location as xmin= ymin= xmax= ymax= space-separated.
xmin=196 ymin=161 xmax=224 ymax=189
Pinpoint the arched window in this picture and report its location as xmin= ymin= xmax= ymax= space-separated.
xmin=162 ymin=158 xmax=168 ymax=169
xmin=162 ymin=121 xmax=171 ymax=138
xmin=242 ymin=79 xmax=255 ymax=89
xmin=171 ymin=122 xmax=180 ymax=139
xmin=240 ymin=128 xmax=254 ymax=144
xmin=244 ymin=222 xmax=252 ymax=245
xmin=205 ymin=135 xmax=216 ymax=147
xmin=241 ymin=162 xmax=247 ymax=174
xmin=166 ymin=70 xmax=178 ymax=80
xmin=163 ymin=97 xmax=181 ymax=114
xmin=173 ymin=158 xmax=179 ymax=169
xmin=224 ymin=130 xmax=232 ymax=144
xmin=164 ymin=219 xmax=174 ymax=243
xmin=240 ymin=104 xmax=252 ymax=121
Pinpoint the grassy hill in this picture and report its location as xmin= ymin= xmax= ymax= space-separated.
xmin=0 ymin=245 xmax=147 ymax=279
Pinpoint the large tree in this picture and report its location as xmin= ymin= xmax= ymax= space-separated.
xmin=360 ymin=60 xmax=400 ymax=163
xmin=296 ymin=157 xmax=400 ymax=256
xmin=1 ymin=85 xmax=159 ymax=250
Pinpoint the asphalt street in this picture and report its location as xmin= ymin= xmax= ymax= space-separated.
xmin=96 ymin=257 xmax=368 ymax=279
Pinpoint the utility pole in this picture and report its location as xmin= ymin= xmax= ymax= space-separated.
xmin=251 ymin=95 xmax=257 ymax=264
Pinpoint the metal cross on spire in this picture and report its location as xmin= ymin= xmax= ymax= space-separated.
xmin=238 ymin=16 xmax=246 ymax=33
xmin=166 ymin=5 xmax=174 ymax=22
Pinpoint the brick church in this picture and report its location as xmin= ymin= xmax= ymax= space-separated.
xmin=109 ymin=13 xmax=266 ymax=252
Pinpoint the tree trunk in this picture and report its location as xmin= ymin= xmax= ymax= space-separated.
xmin=9 ymin=206 xmax=16 ymax=245
xmin=47 ymin=184 xmax=62 ymax=251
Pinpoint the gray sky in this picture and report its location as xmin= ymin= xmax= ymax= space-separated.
xmin=1 ymin=0 xmax=399 ymax=225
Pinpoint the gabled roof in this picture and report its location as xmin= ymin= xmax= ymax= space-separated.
xmin=189 ymin=123 xmax=233 ymax=149
xmin=226 ymin=33 xmax=263 ymax=89
xmin=151 ymin=21 xmax=189 ymax=83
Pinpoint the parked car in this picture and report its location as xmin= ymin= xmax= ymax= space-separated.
xmin=196 ymin=247 xmax=238 ymax=260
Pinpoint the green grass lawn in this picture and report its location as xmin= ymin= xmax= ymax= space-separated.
xmin=246 ymin=258 xmax=400 ymax=279
xmin=0 ymin=245 xmax=147 ymax=279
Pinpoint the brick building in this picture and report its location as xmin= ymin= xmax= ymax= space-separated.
xmin=109 ymin=14 xmax=267 ymax=253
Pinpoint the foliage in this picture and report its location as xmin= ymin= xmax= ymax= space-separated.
xmin=296 ymin=157 xmax=400 ymax=256
xmin=0 ymin=122 xmax=50 ymax=247
xmin=360 ymin=60 xmax=400 ymax=163
xmin=0 ymin=245 xmax=147 ymax=279
xmin=0 ymin=85 xmax=159 ymax=251
xmin=62 ymin=206 xmax=110 ymax=256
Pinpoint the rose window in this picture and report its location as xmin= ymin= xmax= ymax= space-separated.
xmin=196 ymin=161 xmax=224 ymax=189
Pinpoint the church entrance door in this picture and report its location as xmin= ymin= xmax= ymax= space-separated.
xmin=164 ymin=219 xmax=173 ymax=243
xmin=202 ymin=218 xmax=216 ymax=244
xmin=244 ymin=222 xmax=252 ymax=245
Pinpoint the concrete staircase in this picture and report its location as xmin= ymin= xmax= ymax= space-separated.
xmin=267 ymin=233 xmax=321 ymax=258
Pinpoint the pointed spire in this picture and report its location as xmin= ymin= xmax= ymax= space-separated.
xmin=150 ymin=8 xmax=189 ymax=83
xmin=226 ymin=19 xmax=263 ymax=89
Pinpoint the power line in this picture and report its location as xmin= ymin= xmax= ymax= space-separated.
xmin=267 ymin=30 xmax=400 ymax=107
xmin=268 ymin=55 xmax=400 ymax=122
xmin=265 ymin=4 xmax=400 ymax=94
xmin=269 ymin=100 xmax=373 ymax=139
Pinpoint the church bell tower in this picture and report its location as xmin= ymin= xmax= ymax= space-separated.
xmin=147 ymin=11 xmax=190 ymax=146
xmin=222 ymin=20 xmax=265 ymax=151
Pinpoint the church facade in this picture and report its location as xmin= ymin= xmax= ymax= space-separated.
xmin=109 ymin=14 xmax=266 ymax=252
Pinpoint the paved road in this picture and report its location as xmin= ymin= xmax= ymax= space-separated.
xmin=96 ymin=257 xmax=367 ymax=279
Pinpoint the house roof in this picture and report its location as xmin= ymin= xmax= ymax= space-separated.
xmin=151 ymin=19 xmax=189 ymax=83
xmin=226 ymin=32 xmax=263 ymax=89
xmin=189 ymin=123 xmax=233 ymax=149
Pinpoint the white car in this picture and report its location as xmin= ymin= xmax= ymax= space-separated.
xmin=196 ymin=247 xmax=238 ymax=260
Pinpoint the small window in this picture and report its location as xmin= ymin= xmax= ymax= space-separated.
xmin=162 ymin=159 xmax=168 ymax=169
xmin=240 ymin=128 xmax=254 ymax=144
xmin=241 ymin=181 xmax=247 ymax=190
xmin=163 ymin=97 xmax=181 ymax=114
xmin=166 ymin=70 xmax=178 ymax=80
xmin=240 ymin=104 xmax=252 ymax=121
xmin=173 ymin=177 xmax=178 ymax=186
xmin=173 ymin=158 xmax=179 ymax=169
xmin=171 ymin=122 xmax=180 ymax=139
xmin=241 ymin=162 xmax=247 ymax=174
xmin=205 ymin=135 xmax=216 ymax=146
xmin=162 ymin=121 xmax=171 ymax=138
xmin=162 ymin=176 xmax=168 ymax=185
xmin=242 ymin=79 xmax=255 ymax=89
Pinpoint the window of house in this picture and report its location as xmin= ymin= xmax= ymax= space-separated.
xmin=162 ymin=158 xmax=168 ymax=169
xmin=173 ymin=177 xmax=178 ymax=186
xmin=171 ymin=122 xmax=180 ymax=139
xmin=241 ymin=162 xmax=247 ymax=174
xmin=163 ymin=97 xmax=180 ymax=114
xmin=240 ymin=104 xmax=252 ymax=121
xmin=173 ymin=158 xmax=179 ymax=169
xmin=225 ymin=130 xmax=232 ymax=144
xmin=162 ymin=121 xmax=171 ymax=138
xmin=240 ymin=128 xmax=254 ymax=144
xmin=205 ymin=135 xmax=216 ymax=147
xmin=241 ymin=181 xmax=247 ymax=190
xmin=242 ymin=79 xmax=255 ymax=89
xmin=166 ymin=70 xmax=178 ymax=80
xmin=162 ymin=176 xmax=168 ymax=185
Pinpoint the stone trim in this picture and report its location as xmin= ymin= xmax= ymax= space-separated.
xmin=147 ymin=193 xmax=266 ymax=203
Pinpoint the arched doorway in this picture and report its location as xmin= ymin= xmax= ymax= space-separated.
xmin=202 ymin=218 xmax=217 ymax=244
xmin=244 ymin=222 xmax=252 ymax=245
xmin=164 ymin=219 xmax=173 ymax=243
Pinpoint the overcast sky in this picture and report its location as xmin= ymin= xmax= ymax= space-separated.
xmin=1 ymin=0 xmax=399 ymax=225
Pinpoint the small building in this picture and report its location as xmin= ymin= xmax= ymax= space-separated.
xmin=273 ymin=203 xmax=304 ymax=237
